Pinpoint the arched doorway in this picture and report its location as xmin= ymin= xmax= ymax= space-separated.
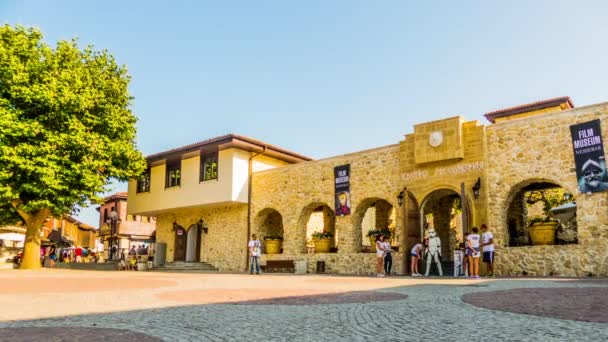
xmin=421 ymin=188 xmax=471 ymax=272
xmin=255 ymin=208 xmax=284 ymax=254
xmin=185 ymin=224 xmax=202 ymax=262
xmin=353 ymin=198 xmax=395 ymax=251
xmin=505 ymin=180 xmax=576 ymax=246
xmin=298 ymin=203 xmax=336 ymax=253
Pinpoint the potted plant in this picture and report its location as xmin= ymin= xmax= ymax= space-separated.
xmin=525 ymin=190 xmax=573 ymax=245
xmin=366 ymin=229 xmax=391 ymax=252
xmin=311 ymin=231 xmax=333 ymax=253
xmin=263 ymin=235 xmax=283 ymax=254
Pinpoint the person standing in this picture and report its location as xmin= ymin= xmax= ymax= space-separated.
xmin=481 ymin=224 xmax=495 ymax=277
xmin=48 ymin=245 xmax=57 ymax=268
xmin=375 ymin=235 xmax=385 ymax=277
xmin=248 ymin=234 xmax=261 ymax=274
xmin=410 ymin=242 xmax=423 ymax=276
xmin=466 ymin=227 xmax=481 ymax=279
xmin=382 ymin=237 xmax=393 ymax=276
xmin=75 ymin=246 xmax=83 ymax=263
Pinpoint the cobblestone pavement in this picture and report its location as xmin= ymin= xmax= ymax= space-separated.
xmin=0 ymin=270 xmax=607 ymax=341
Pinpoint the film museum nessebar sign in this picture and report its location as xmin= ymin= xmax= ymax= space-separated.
xmin=334 ymin=164 xmax=351 ymax=216
xmin=570 ymin=119 xmax=608 ymax=193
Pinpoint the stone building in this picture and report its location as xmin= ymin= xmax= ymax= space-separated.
xmin=98 ymin=192 xmax=156 ymax=257
xmin=128 ymin=97 xmax=608 ymax=276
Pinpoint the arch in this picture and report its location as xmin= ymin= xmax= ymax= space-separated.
xmin=254 ymin=208 xmax=284 ymax=254
xmin=503 ymin=178 xmax=577 ymax=246
xmin=353 ymin=197 xmax=395 ymax=252
xmin=298 ymin=202 xmax=336 ymax=253
xmin=420 ymin=188 xmax=472 ymax=262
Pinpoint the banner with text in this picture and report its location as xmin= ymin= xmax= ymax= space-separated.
xmin=334 ymin=164 xmax=351 ymax=216
xmin=570 ymin=119 xmax=608 ymax=193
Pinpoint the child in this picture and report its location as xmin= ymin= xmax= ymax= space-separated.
xmin=410 ymin=242 xmax=423 ymax=276
xmin=466 ymin=227 xmax=481 ymax=279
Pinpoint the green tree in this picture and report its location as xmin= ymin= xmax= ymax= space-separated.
xmin=0 ymin=25 xmax=146 ymax=269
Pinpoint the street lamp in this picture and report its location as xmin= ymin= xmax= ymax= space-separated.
xmin=472 ymin=178 xmax=481 ymax=199
xmin=105 ymin=210 xmax=121 ymax=261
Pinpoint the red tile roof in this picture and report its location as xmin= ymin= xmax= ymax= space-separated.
xmin=146 ymin=133 xmax=312 ymax=163
xmin=484 ymin=96 xmax=574 ymax=123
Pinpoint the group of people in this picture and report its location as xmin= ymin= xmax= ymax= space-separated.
xmin=118 ymin=245 xmax=151 ymax=271
xmin=408 ymin=224 xmax=494 ymax=278
xmin=39 ymin=245 xmax=96 ymax=267
xmin=463 ymin=224 xmax=494 ymax=279
xmin=374 ymin=234 xmax=394 ymax=277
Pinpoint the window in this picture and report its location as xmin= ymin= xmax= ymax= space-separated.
xmin=137 ymin=168 xmax=151 ymax=193
xmin=166 ymin=160 xmax=181 ymax=188
xmin=201 ymin=153 xmax=218 ymax=181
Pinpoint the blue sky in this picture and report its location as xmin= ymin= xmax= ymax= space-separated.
xmin=3 ymin=0 xmax=608 ymax=226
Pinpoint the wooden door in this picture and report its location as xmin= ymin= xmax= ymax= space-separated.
xmin=174 ymin=227 xmax=187 ymax=262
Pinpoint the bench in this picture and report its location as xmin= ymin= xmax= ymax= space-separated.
xmin=262 ymin=260 xmax=295 ymax=273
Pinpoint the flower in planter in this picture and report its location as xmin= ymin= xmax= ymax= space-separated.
xmin=311 ymin=230 xmax=334 ymax=239
xmin=263 ymin=235 xmax=283 ymax=241
xmin=366 ymin=228 xmax=391 ymax=238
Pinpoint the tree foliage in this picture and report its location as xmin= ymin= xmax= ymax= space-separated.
xmin=0 ymin=25 xmax=145 ymax=234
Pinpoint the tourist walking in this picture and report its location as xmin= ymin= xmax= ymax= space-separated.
xmin=382 ymin=237 xmax=393 ymax=276
xmin=48 ymin=244 xmax=57 ymax=268
xmin=481 ymin=224 xmax=495 ymax=277
xmin=410 ymin=242 xmax=423 ymax=276
xmin=466 ymin=227 xmax=481 ymax=279
xmin=75 ymin=246 xmax=83 ymax=263
xmin=375 ymin=235 xmax=385 ymax=277
xmin=248 ymin=234 xmax=261 ymax=274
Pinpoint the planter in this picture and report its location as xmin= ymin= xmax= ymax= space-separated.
xmin=314 ymin=238 xmax=331 ymax=253
xmin=369 ymin=236 xmax=377 ymax=252
xmin=529 ymin=222 xmax=558 ymax=245
xmin=264 ymin=240 xmax=282 ymax=254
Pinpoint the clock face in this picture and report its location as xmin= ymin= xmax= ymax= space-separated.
xmin=429 ymin=131 xmax=443 ymax=147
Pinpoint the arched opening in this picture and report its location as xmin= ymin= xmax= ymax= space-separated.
xmin=505 ymin=180 xmax=576 ymax=246
xmin=185 ymin=224 xmax=201 ymax=262
xmin=298 ymin=203 xmax=336 ymax=253
xmin=421 ymin=189 xmax=471 ymax=266
xmin=353 ymin=198 xmax=395 ymax=252
xmin=254 ymin=208 xmax=284 ymax=254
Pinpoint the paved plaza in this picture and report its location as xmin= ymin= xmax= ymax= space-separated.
xmin=0 ymin=270 xmax=607 ymax=341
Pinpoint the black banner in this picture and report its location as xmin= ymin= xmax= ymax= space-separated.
xmin=334 ymin=164 xmax=351 ymax=216
xmin=570 ymin=119 xmax=608 ymax=193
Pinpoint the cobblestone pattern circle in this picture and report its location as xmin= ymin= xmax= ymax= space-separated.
xmin=462 ymin=287 xmax=608 ymax=323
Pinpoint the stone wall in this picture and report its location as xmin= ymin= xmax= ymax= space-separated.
xmin=486 ymin=102 xmax=608 ymax=276
xmin=156 ymin=204 xmax=248 ymax=271
xmin=495 ymin=242 xmax=608 ymax=277
xmin=252 ymin=144 xmax=402 ymax=257
xmin=262 ymin=252 xmax=405 ymax=275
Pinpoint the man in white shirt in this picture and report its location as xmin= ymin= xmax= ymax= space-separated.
xmin=481 ymin=224 xmax=494 ymax=277
xmin=248 ymin=234 xmax=261 ymax=274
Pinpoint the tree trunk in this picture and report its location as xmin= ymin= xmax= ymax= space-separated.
xmin=19 ymin=210 xmax=49 ymax=270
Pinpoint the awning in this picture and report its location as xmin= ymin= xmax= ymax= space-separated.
xmin=47 ymin=230 xmax=73 ymax=246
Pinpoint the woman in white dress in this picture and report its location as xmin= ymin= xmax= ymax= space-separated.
xmin=375 ymin=235 xmax=385 ymax=277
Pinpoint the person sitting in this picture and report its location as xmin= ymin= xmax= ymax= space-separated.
xmin=129 ymin=256 xmax=137 ymax=271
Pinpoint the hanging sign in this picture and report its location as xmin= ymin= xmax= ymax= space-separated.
xmin=334 ymin=164 xmax=351 ymax=216
xmin=570 ymin=119 xmax=608 ymax=193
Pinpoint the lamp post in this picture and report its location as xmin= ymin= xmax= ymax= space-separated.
xmin=106 ymin=210 xmax=121 ymax=261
